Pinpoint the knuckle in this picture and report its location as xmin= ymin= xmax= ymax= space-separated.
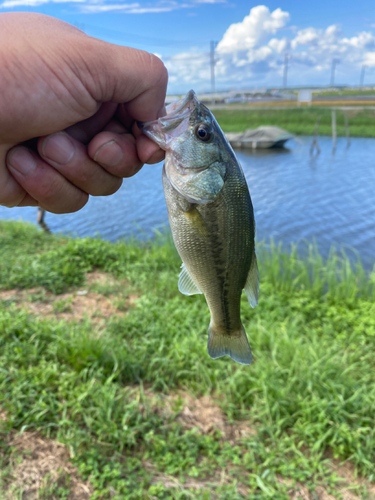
xmin=0 ymin=177 xmax=27 ymax=208
xmin=148 ymin=54 xmax=168 ymax=87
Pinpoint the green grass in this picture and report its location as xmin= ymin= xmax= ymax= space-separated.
xmin=0 ymin=220 xmax=375 ymax=499
xmin=213 ymin=107 xmax=375 ymax=137
xmin=315 ymin=89 xmax=375 ymax=97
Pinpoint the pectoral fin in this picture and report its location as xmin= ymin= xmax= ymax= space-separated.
xmin=244 ymin=252 xmax=259 ymax=308
xmin=178 ymin=263 xmax=202 ymax=296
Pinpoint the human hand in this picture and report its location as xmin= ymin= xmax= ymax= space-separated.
xmin=0 ymin=12 xmax=168 ymax=213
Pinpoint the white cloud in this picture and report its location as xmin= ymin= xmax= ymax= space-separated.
xmin=364 ymin=52 xmax=375 ymax=66
xmin=268 ymin=37 xmax=289 ymax=54
xmin=165 ymin=5 xmax=375 ymax=91
xmin=217 ymin=6 xmax=289 ymax=53
xmin=291 ymin=27 xmax=320 ymax=49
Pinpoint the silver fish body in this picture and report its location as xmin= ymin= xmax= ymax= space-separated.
xmin=139 ymin=90 xmax=258 ymax=365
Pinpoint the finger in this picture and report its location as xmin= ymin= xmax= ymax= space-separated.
xmin=85 ymin=43 xmax=168 ymax=122
xmin=39 ymin=132 xmax=123 ymax=196
xmin=103 ymin=119 xmax=129 ymax=134
xmin=0 ymin=144 xmax=28 ymax=207
xmin=146 ymin=149 xmax=165 ymax=165
xmin=65 ymin=101 xmax=118 ymax=144
xmin=6 ymin=146 xmax=88 ymax=214
xmin=105 ymin=117 xmax=165 ymax=164
xmin=133 ymin=123 xmax=165 ymax=165
xmin=17 ymin=194 xmax=40 ymax=207
xmin=88 ymin=130 xmax=143 ymax=178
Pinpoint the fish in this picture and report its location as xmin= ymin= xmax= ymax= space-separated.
xmin=138 ymin=90 xmax=258 ymax=365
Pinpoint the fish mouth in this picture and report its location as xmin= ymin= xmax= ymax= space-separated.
xmin=165 ymin=89 xmax=197 ymax=116
xmin=138 ymin=90 xmax=199 ymax=150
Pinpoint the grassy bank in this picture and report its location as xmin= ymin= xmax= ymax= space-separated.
xmin=314 ymin=90 xmax=375 ymax=97
xmin=0 ymin=221 xmax=375 ymax=499
xmin=213 ymin=107 xmax=375 ymax=137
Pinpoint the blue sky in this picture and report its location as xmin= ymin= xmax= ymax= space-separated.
xmin=1 ymin=0 xmax=374 ymax=93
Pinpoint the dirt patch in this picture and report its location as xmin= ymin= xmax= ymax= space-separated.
xmin=86 ymin=271 xmax=117 ymax=287
xmin=169 ymin=392 xmax=256 ymax=442
xmin=0 ymin=407 xmax=7 ymax=422
xmin=278 ymin=459 xmax=375 ymax=500
xmin=0 ymin=272 xmax=138 ymax=324
xmin=286 ymin=483 xmax=361 ymax=500
xmin=332 ymin=459 xmax=375 ymax=499
xmin=0 ymin=287 xmax=121 ymax=324
xmin=144 ymin=391 xmax=254 ymax=496
xmin=145 ymin=460 xmax=249 ymax=497
xmin=3 ymin=431 xmax=92 ymax=500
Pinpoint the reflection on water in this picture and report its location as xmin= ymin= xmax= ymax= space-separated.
xmin=0 ymin=136 xmax=374 ymax=269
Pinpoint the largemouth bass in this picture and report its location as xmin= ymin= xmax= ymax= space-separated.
xmin=139 ymin=90 xmax=258 ymax=365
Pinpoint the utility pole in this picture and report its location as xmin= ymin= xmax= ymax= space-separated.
xmin=360 ymin=65 xmax=366 ymax=88
xmin=330 ymin=59 xmax=338 ymax=87
xmin=283 ymin=53 xmax=290 ymax=88
xmin=210 ymin=41 xmax=218 ymax=94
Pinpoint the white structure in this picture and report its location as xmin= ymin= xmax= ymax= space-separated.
xmin=298 ymin=89 xmax=312 ymax=106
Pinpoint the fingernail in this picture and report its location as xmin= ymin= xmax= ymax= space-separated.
xmin=147 ymin=149 xmax=165 ymax=165
xmin=94 ymin=140 xmax=123 ymax=167
xmin=7 ymin=147 xmax=37 ymax=176
xmin=42 ymin=132 xmax=74 ymax=165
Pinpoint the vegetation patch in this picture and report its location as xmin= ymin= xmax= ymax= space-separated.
xmin=0 ymin=220 xmax=375 ymax=499
xmin=213 ymin=107 xmax=375 ymax=137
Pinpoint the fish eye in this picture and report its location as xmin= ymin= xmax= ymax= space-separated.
xmin=194 ymin=124 xmax=213 ymax=142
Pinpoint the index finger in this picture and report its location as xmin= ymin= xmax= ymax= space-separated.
xmin=86 ymin=42 xmax=168 ymax=122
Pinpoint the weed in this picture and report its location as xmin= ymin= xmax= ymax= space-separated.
xmin=53 ymin=297 xmax=74 ymax=314
xmin=38 ymin=469 xmax=71 ymax=500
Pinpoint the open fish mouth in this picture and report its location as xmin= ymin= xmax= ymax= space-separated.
xmin=138 ymin=90 xmax=199 ymax=150
xmin=165 ymin=89 xmax=197 ymax=116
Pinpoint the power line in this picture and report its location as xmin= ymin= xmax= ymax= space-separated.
xmin=330 ymin=59 xmax=339 ymax=87
xmin=360 ymin=65 xmax=366 ymax=88
xmin=283 ymin=53 xmax=290 ymax=88
xmin=210 ymin=41 xmax=219 ymax=93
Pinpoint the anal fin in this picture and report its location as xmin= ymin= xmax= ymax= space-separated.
xmin=178 ymin=263 xmax=202 ymax=296
xmin=244 ymin=251 xmax=259 ymax=308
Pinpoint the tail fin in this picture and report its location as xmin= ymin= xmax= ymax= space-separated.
xmin=207 ymin=324 xmax=252 ymax=365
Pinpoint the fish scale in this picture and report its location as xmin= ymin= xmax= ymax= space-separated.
xmin=139 ymin=90 xmax=259 ymax=365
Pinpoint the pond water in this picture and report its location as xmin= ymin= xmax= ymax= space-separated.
xmin=1 ymin=136 xmax=374 ymax=269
